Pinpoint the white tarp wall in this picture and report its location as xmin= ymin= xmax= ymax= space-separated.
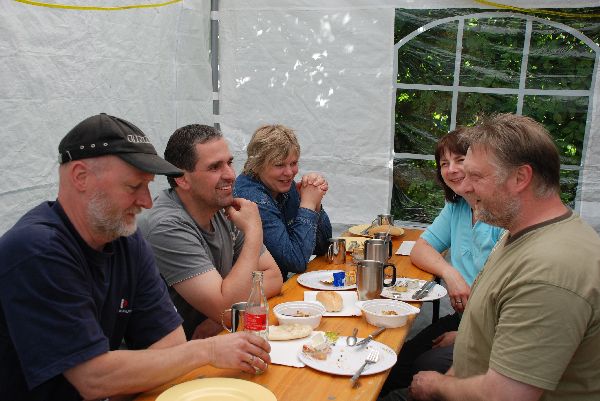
xmin=581 ymin=69 xmax=600 ymax=232
xmin=219 ymin=1 xmax=396 ymax=233
xmin=0 ymin=0 xmax=213 ymax=234
xmin=1 ymin=0 xmax=599 ymax=235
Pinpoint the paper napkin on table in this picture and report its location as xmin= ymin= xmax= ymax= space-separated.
xmin=303 ymin=292 xmax=361 ymax=316
xmin=269 ymin=336 xmax=307 ymax=368
xmin=396 ymin=241 xmax=416 ymax=255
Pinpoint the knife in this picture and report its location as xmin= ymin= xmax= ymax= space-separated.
xmin=355 ymin=327 xmax=386 ymax=347
xmin=412 ymin=280 xmax=436 ymax=300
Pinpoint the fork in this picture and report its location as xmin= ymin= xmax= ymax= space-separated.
xmin=350 ymin=349 xmax=379 ymax=387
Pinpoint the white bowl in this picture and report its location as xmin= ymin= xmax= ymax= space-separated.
xmin=356 ymin=299 xmax=420 ymax=328
xmin=273 ymin=301 xmax=325 ymax=329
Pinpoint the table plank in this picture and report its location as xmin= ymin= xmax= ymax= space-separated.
xmin=135 ymin=228 xmax=428 ymax=401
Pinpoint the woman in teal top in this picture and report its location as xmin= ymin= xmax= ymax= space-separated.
xmin=380 ymin=128 xmax=503 ymax=400
xmin=420 ymin=195 xmax=502 ymax=290
xmin=412 ymin=128 xmax=503 ymax=311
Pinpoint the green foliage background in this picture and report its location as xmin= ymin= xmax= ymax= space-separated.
xmin=392 ymin=8 xmax=600 ymax=223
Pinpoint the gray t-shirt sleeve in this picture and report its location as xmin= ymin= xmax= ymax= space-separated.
xmin=144 ymin=217 xmax=216 ymax=286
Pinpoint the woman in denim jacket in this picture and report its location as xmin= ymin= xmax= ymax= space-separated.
xmin=234 ymin=125 xmax=332 ymax=280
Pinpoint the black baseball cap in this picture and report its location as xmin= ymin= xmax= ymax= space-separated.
xmin=58 ymin=113 xmax=183 ymax=177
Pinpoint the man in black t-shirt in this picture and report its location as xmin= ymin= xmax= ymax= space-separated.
xmin=0 ymin=114 xmax=271 ymax=401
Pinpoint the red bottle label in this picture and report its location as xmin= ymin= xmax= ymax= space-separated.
xmin=245 ymin=312 xmax=267 ymax=331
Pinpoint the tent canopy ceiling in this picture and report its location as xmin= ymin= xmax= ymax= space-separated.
xmin=1 ymin=0 xmax=598 ymax=233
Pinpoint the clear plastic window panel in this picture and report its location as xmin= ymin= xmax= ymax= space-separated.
xmin=393 ymin=8 xmax=599 ymax=224
xmin=392 ymin=159 xmax=444 ymax=224
xmin=395 ymin=89 xmax=453 ymax=155
xmin=460 ymin=17 xmax=525 ymax=89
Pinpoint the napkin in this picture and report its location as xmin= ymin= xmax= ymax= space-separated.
xmin=269 ymin=336 xmax=308 ymax=368
xmin=303 ymin=291 xmax=361 ymax=316
xmin=396 ymin=241 xmax=416 ymax=255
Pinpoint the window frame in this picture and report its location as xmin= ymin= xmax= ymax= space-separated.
xmin=393 ymin=11 xmax=600 ymax=219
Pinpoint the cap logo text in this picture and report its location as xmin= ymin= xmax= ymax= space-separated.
xmin=127 ymin=134 xmax=151 ymax=144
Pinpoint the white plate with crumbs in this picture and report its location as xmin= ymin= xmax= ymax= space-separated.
xmin=298 ymin=338 xmax=396 ymax=376
xmin=380 ymin=279 xmax=447 ymax=302
xmin=297 ymin=270 xmax=357 ymax=291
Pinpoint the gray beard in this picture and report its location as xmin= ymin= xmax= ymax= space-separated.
xmin=87 ymin=190 xmax=138 ymax=240
xmin=475 ymin=196 xmax=520 ymax=229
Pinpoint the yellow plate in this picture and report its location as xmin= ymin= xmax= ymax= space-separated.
xmin=347 ymin=224 xmax=372 ymax=237
xmin=156 ymin=378 xmax=277 ymax=401
xmin=347 ymin=224 xmax=405 ymax=237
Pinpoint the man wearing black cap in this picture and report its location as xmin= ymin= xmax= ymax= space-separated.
xmin=0 ymin=114 xmax=271 ymax=401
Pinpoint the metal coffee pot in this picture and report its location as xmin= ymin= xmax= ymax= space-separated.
xmin=356 ymin=259 xmax=396 ymax=300
xmin=364 ymin=238 xmax=393 ymax=263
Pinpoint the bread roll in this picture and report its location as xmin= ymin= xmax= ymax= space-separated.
xmin=367 ymin=224 xmax=404 ymax=237
xmin=316 ymin=291 xmax=343 ymax=312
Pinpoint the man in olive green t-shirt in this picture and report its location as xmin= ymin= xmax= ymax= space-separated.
xmin=407 ymin=114 xmax=600 ymax=401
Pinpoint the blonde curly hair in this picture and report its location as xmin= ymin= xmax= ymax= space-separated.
xmin=243 ymin=124 xmax=301 ymax=177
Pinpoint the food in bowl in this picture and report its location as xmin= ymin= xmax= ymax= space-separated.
xmin=357 ymin=299 xmax=420 ymax=328
xmin=274 ymin=301 xmax=325 ymax=329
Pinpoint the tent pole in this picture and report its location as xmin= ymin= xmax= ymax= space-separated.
xmin=210 ymin=0 xmax=220 ymax=130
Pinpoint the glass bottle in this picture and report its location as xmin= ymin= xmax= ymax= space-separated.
xmin=245 ymin=271 xmax=269 ymax=340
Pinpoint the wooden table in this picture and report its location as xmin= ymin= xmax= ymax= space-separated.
xmin=135 ymin=228 xmax=429 ymax=401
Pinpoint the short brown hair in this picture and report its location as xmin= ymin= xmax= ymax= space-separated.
xmin=467 ymin=113 xmax=560 ymax=197
xmin=435 ymin=127 xmax=470 ymax=203
xmin=243 ymin=125 xmax=301 ymax=177
xmin=164 ymin=124 xmax=223 ymax=188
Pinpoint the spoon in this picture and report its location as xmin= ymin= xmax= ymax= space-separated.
xmin=346 ymin=328 xmax=358 ymax=346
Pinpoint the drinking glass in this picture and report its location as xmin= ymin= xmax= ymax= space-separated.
xmin=352 ymin=247 xmax=364 ymax=265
